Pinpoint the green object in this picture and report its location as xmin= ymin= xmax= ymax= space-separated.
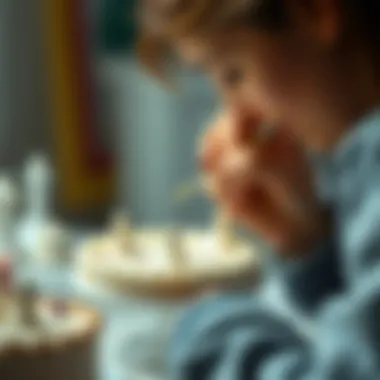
xmin=100 ymin=0 xmax=137 ymax=53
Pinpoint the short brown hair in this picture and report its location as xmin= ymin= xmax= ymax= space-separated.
xmin=137 ymin=0 xmax=288 ymax=79
xmin=137 ymin=0 xmax=380 ymax=80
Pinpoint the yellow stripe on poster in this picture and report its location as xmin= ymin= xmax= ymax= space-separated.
xmin=41 ymin=0 xmax=114 ymax=214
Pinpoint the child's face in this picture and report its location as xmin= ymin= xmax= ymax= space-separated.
xmin=180 ymin=29 xmax=306 ymax=116
xmin=175 ymin=24 xmax=358 ymax=151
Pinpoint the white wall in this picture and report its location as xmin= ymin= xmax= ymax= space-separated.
xmin=100 ymin=57 xmax=218 ymax=226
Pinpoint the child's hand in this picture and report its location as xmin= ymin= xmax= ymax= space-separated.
xmin=200 ymin=109 xmax=328 ymax=257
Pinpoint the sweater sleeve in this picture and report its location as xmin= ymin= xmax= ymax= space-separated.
xmin=275 ymin=155 xmax=343 ymax=314
xmin=274 ymin=234 xmax=342 ymax=314
xmin=170 ymin=261 xmax=380 ymax=380
xmin=169 ymin=164 xmax=380 ymax=380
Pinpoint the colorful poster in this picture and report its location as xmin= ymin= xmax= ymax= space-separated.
xmin=41 ymin=0 xmax=115 ymax=214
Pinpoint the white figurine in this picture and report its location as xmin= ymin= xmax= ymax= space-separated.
xmin=166 ymin=226 xmax=186 ymax=266
xmin=18 ymin=153 xmax=55 ymax=259
xmin=24 ymin=153 xmax=53 ymax=220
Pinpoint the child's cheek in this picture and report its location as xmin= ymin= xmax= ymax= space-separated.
xmin=243 ymin=38 xmax=302 ymax=122
xmin=253 ymin=61 xmax=298 ymax=120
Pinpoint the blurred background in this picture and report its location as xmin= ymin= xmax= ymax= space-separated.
xmin=0 ymin=0 xmax=218 ymax=226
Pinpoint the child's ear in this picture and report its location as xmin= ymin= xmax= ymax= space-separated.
xmin=287 ymin=0 xmax=343 ymax=47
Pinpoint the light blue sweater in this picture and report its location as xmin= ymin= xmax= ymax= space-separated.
xmin=170 ymin=110 xmax=380 ymax=379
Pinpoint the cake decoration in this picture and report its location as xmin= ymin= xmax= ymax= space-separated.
xmin=110 ymin=211 xmax=135 ymax=252
xmin=76 ymin=214 xmax=259 ymax=299
xmin=166 ymin=227 xmax=186 ymax=267
xmin=215 ymin=210 xmax=236 ymax=253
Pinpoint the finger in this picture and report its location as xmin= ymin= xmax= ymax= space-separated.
xmin=225 ymin=185 xmax=282 ymax=240
xmin=215 ymin=148 xmax=259 ymax=202
xmin=258 ymin=128 xmax=300 ymax=166
xmin=230 ymin=105 xmax=264 ymax=148
xmin=214 ymin=132 xmax=296 ymax=214
xmin=214 ymin=168 xmax=294 ymax=250
xmin=199 ymin=133 xmax=224 ymax=173
xmin=236 ymin=193 xmax=295 ymax=251
xmin=201 ymin=175 xmax=221 ymax=199
xmin=257 ymin=131 xmax=316 ymax=213
xmin=198 ymin=112 xmax=230 ymax=173
xmin=215 ymin=153 xmax=263 ymax=219
xmin=261 ymin=171 xmax=307 ymax=217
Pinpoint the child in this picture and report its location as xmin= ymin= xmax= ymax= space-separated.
xmin=139 ymin=0 xmax=380 ymax=379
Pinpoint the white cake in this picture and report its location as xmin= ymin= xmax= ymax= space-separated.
xmin=0 ymin=257 xmax=101 ymax=380
xmin=0 ymin=294 xmax=101 ymax=380
xmin=76 ymin=215 xmax=260 ymax=299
